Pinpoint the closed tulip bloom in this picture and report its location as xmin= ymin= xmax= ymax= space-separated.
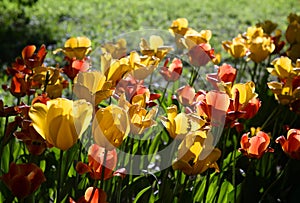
xmin=276 ymin=129 xmax=300 ymax=160
xmin=248 ymin=36 xmax=275 ymax=63
xmin=92 ymin=105 xmax=130 ymax=150
xmin=239 ymin=131 xmax=273 ymax=159
xmin=222 ymin=35 xmax=248 ymax=59
xmin=29 ymin=98 xmax=93 ymax=150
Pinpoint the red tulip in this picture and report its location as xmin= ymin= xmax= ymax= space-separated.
xmin=160 ymin=58 xmax=183 ymax=81
xmin=276 ymin=129 xmax=300 ymax=160
xmin=0 ymin=163 xmax=46 ymax=198
xmin=76 ymin=144 xmax=117 ymax=180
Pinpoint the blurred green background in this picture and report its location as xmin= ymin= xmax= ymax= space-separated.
xmin=0 ymin=0 xmax=299 ymax=68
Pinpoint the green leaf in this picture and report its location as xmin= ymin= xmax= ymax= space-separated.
xmin=218 ymin=180 xmax=234 ymax=203
xmin=133 ymin=186 xmax=152 ymax=203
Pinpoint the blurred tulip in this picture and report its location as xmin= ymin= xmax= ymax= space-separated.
xmin=0 ymin=163 xmax=46 ymax=199
xmin=14 ymin=120 xmax=47 ymax=155
xmin=248 ymin=36 xmax=275 ymax=63
xmin=29 ymin=98 xmax=93 ymax=150
xmin=222 ymin=35 xmax=248 ymax=58
xmin=160 ymin=58 xmax=183 ymax=82
xmin=101 ymin=38 xmax=127 ymax=59
xmin=276 ymin=129 xmax=300 ymax=160
xmin=92 ymin=105 xmax=130 ymax=150
xmin=140 ymin=35 xmax=172 ymax=60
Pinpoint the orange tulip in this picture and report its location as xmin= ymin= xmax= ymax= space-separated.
xmin=0 ymin=163 xmax=46 ymax=199
xmin=22 ymin=45 xmax=47 ymax=69
xmin=69 ymin=187 xmax=108 ymax=203
xmin=76 ymin=144 xmax=117 ymax=180
xmin=276 ymin=129 xmax=300 ymax=160
xmin=239 ymin=131 xmax=273 ymax=159
xmin=206 ymin=63 xmax=237 ymax=89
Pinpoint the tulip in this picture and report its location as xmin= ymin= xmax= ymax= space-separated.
xmin=172 ymin=132 xmax=221 ymax=175
xmin=92 ymin=105 xmax=130 ymax=150
xmin=140 ymin=35 xmax=172 ymax=60
xmin=76 ymin=144 xmax=117 ymax=180
xmin=206 ymin=63 xmax=237 ymax=89
xmin=160 ymin=105 xmax=205 ymax=139
xmin=276 ymin=129 xmax=300 ymax=160
xmin=188 ymin=43 xmax=215 ymax=67
xmin=101 ymin=38 xmax=127 ymax=59
xmin=69 ymin=187 xmax=108 ymax=203
xmin=0 ymin=162 xmax=46 ymax=199
xmin=160 ymin=58 xmax=183 ymax=82
xmin=53 ymin=36 xmax=92 ymax=60
xmin=222 ymin=35 xmax=248 ymax=59
xmin=248 ymin=36 xmax=275 ymax=63
xmin=73 ymin=71 xmax=113 ymax=106
xmin=22 ymin=45 xmax=47 ymax=69
xmin=29 ymin=98 xmax=93 ymax=150
xmin=239 ymin=130 xmax=273 ymax=159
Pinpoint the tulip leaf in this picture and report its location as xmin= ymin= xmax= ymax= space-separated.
xmin=133 ymin=185 xmax=152 ymax=203
xmin=217 ymin=180 xmax=234 ymax=203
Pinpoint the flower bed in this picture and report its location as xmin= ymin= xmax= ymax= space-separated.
xmin=0 ymin=13 xmax=300 ymax=203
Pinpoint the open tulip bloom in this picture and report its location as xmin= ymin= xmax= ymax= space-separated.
xmin=1 ymin=13 xmax=300 ymax=203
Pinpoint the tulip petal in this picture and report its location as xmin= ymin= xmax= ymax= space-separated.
xmin=29 ymin=103 xmax=48 ymax=140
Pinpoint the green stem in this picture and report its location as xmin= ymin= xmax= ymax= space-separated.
xmin=99 ymin=149 xmax=108 ymax=190
xmin=203 ymin=170 xmax=211 ymax=203
xmin=56 ymin=150 xmax=64 ymax=203
xmin=260 ymin=159 xmax=292 ymax=201
xmin=261 ymin=105 xmax=281 ymax=130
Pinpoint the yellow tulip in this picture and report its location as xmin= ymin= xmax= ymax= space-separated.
xmin=101 ymin=55 xmax=131 ymax=87
xmin=129 ymin=51 xmax=160 ymax=80
xmin=53 ymin=36 xmax=92 ymax=60
xmin=73 ymin=71 xmax=113 ymax=106
xmin=184 ymin=29 xmax=212 ymax=49
xmin=231 ymin=81 xmax=257 ymax=106
xmin=92 ymin=105 xmax=130 ymax=150
xmin=267 ymin=57 xmax=299 ymax=79
xmin=140 ymin=35 xmax=172 ymax=60
xmin=29 ymin=98 xmax=93 ymax=150
xmin=248 ymin=36 xmax=275 ymax=63
xmin=169 ymin=18 xmax=189 ymax=37
xmin=222 ymin=35 xmax=248 ymax=59
xmin=101 ymin=38 xmax=127 ymax=59
xmin=172 ymin=132 xmax=221 ymax=175
xmin=160 ymin=105 xmax=206 ymax=139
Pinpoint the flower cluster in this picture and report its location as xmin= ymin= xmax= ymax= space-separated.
xmin=0 ymin=13 xmax=300 ymax=203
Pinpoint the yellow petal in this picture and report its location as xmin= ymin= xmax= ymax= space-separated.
xmin=73 ymin=100 xmax=93 ymax=137
xmin=29 ymin=103 xmax=48 ymax=139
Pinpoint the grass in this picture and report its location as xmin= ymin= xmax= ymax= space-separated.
xmin=0 ymin=0 xmax=299 ymax=67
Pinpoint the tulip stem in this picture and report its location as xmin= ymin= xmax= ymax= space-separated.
xmin=203 ymin=169 xmax=211 ymax=203
xmin=56 ymin=149 xmax=64 ymax=203
xmin=100 ymin=149 xmax=108 ymax=189
xmin=261 ymin=105 xmax=281 ymax=130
